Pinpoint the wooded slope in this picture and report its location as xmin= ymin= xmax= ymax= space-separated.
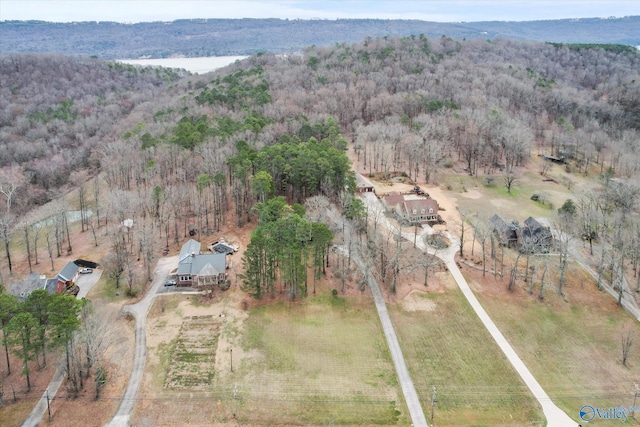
xmin=1 ymin=17 xmax=639 ymax=58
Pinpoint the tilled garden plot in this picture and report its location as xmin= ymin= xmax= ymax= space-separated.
xmin=164 ymin=315 xmax=220 ymax=389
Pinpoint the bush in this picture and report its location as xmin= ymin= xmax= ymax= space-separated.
xmin=332 ymin=289 xmax=338 ymax=297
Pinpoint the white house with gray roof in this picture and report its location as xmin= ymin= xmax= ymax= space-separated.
xmin=177 ymin=239 xmax=227 ymax=287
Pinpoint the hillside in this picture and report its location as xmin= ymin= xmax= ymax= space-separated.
xmin=3 ymin=33 xmax=640 ymax=427
xmin=0 ymin=16 xmax=639 ymax=58
xmin=0 ymin=54 xmax=188 ymax=209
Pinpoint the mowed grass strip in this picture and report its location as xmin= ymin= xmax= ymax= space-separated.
xmin=471 ymin=264 xmax=640 ymax=424
xmin=389 ymin=288 xmax=545 ymax=426
xmin=231 ymin=294 xmax=407 ymax=425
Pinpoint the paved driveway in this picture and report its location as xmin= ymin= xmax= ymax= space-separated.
xmin=361 ymin=192 xmax=577 ymax=427
xmin=20 ymin=270 xmax=103 ymax=427
xmin=105 ymin=256 xmax=177 ymax=427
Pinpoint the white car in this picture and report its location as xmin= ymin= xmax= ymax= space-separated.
xmin=79 ymin=268 xmax=93 ymax=274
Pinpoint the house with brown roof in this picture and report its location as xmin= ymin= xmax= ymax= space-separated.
xmin=403 ymin=197 xmax=439 ymax=223
xmin=382 ymin=192 xmax=441 ymax=225
xmin=382 ymin=192 xmax=405 ymax=212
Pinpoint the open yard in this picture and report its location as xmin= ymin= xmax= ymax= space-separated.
xmin=462 ymin=259 xmax=640 ymax=426
xmin=133 ymin=291 xmax=407 ymax=426
xmin=389 ymin=273 xmax=545 ymax=426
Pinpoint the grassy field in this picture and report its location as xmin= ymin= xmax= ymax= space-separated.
xmin=466 ymin=262 xmax=640 ymax=426
xmin=389 ymin=286 xmax=545 ymax=426
xmin=136 ymin=293 xmax=407 ymax=426
xmin=439 ymin=157 xmax=599 ymax=222
xmin=231 ymin=294 xmax=406 ymax=425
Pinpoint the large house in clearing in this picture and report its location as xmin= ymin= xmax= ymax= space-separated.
xmin=177 ymin=239 xmax=227 ymax=287
xmin=489 ymin=214 xmax=553 ymax=253
xmin=382 ymin=192 xmax=440 ymax=224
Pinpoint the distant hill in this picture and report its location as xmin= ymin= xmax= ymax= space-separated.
xmin=1 ymin=16 xmax=639 ymax=59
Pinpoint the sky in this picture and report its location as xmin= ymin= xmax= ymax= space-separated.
xmin=1 ymin=0 xmax=639 ymax=23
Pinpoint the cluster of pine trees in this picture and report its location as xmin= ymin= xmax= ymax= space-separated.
xmin=0 ymin=292 xmax=111 ymax=399
xmin=240 ymin=197 xmax=333 ymax=299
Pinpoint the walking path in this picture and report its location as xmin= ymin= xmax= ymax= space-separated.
xmin=569 ymin=241 xmax=640 ymax=321
xmin=361 ymin=193 xmax=577 ymax=427
xmin=21 ymin=271 xmax=103 ymax=427
xmin=350 ymin=249 xmax=429 ymax=427
xmin=330 ymin=207 xmax=429 ymax=426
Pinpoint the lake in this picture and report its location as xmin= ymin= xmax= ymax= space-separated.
xmin=116 ymin=56 xmax=248 ymax=74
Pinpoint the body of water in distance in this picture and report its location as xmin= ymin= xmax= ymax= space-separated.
xmin=116 ymin=56 xmax=248 ymax=74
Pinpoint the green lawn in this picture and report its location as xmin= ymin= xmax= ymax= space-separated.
xmin=469 ymin=266 xmax=640 ymax=426
xmin=230 ymin=294 xmax=407 ymax=425
xmin=389 ymin=288 xmax=545 ymax=426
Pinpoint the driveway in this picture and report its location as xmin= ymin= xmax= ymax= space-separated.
xmin=20 ymin=270 xmax=103 ymax=427
xmin=329 ymin=209 xmax=429 ymax=426
xmin=105 ymin=256 xmax=177 ymax=427
xmin=568 ymin=240 xmax=640 ymax=321
xmin=77 ymin=269 xmax=103 ymax=298
xmin=361 ymin=192 xmax=577 ymax=427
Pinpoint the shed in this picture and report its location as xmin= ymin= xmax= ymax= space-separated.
xmin=355 ymin=173 xmax=375 ymax=193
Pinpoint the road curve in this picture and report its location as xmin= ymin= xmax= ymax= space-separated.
xmin=361 ymin=192 xmax=577 ymax=427
xmin=105 ymin=256 xmax=177 ymax=427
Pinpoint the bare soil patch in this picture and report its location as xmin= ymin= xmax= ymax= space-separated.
xmin=399 ymin=289 xmax=436 ymax=312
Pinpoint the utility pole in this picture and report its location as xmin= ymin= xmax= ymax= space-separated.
xmin=431 ymin=385 xmax=437 ymax=424
xmin=230 ymin=348 xmax=233 ymax=372
xmin=633 ymin=383 xmax=639 ymax=417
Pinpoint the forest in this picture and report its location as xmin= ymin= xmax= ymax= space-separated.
xmin=2 ymin=16 xmax=639 ymax=58
xmin=0 ymin=34 xmax=640 ymax=284
xmin=1 ymin=36 xmax=640 ymax=422
xmin=0 ymin=36 xmax=639 ymax=291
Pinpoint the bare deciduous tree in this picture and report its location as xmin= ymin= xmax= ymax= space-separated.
xmin=622 ymin=323 xmax=634 ymax=368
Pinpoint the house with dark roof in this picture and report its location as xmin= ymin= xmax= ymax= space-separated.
xmin=516 ymin=217 xmax=553 ymax=253
xmin=44 ymin=278 xmax=58 ymax=295
xmin=57 ymin=261 xmax=79 ymax=293
xmin=8 ymin=273 xmax=45 ymax=301
xmin=177 ymin=239 xmax=227 ymax=287
xmin=489 ymin=214 xmax=518 ymax=247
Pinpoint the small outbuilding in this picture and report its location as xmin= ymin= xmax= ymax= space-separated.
xmin=57 ymin=261 xmax=80 ymax=293
xmin=355 ymin=173 xmax=375 ymax=193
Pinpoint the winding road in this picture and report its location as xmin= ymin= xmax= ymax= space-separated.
xmin=361 ymin=192 xmax=577 ymax=427
xmin=105 ymin=256 xmax=177 ymax=427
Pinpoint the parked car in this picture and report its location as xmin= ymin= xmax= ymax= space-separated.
xmin=79 ymin=268 xmax=93 ymax=274
xmin=164 ymin=280 xmax=177 ymax=287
